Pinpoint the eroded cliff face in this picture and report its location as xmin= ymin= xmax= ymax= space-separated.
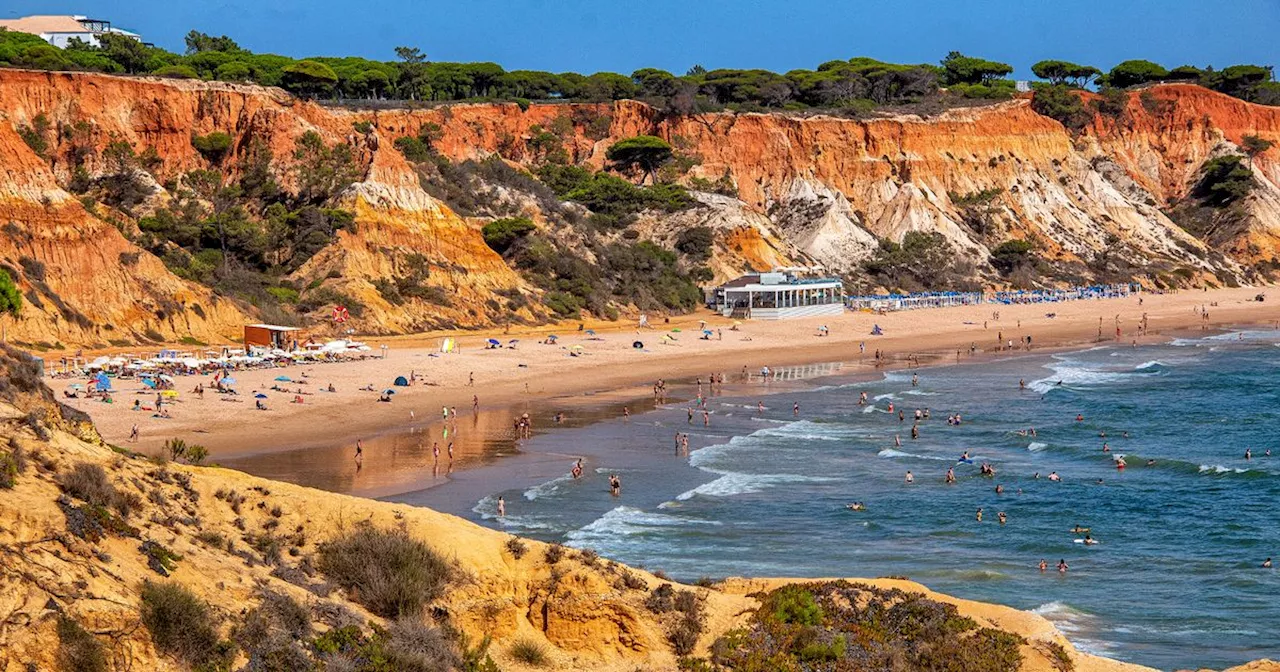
xmin=0 ymin=69 xmax=529 ymax=342
xmin=3 ymin=71 xmax=1278 ymax=348
xmin=0 ymin=117 xmax=245 ymax=347
xmin=386 ymin=86 xmax=1280 ymax=281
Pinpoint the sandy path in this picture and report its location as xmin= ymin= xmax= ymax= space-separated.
xmin=56 ymin=287 xmax=1279 ymax=463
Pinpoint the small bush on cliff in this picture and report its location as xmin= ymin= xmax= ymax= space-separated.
xmin=233 ymin=590 xmax=313 ymax=671
xmin=675 ymin=226 xmax=714 ymax=261
xmin=191 ymin=131 xmax=234 ymax=163
xmin=60 ymin=462 xmax=139 ymax=517
xmin=316 ymin=524 xmax=453 ymax=619
xmin=509 ymin=638 xmax=550 ymax=666
xmin=1196 ymin=155 xmax=1256 ymax=207
xmin=57 ymin=616 xmax=108 ymax=672
xmin=481 ymin=216 xmax=536 ymax=253
xmin=0 ymin=443 xmax=26 ymax=489
xmin=17 ymin=113 xmax=51 ymax=159
xmin=862 ymin=232 xmax=978 ymax=292
xmin=139 ymin=580 xmax=235 ymax=670
xmin=1031 ymin=84 xmax=1090 ymax=132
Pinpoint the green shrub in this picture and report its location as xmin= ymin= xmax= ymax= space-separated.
xmin=154 ymin=64 xmax=199 ymax=79
xmin=191 ymin=131 xmax=234 ymax=162
xmin=265 ymin=286 xmax=299 ymax=304
xmin=766 ymin=586 xmax=824 ymax=626
xmin=233 ymin=590 xmax=312 ymax=671
xmin=0 ymin=445 xmax=25 ymax=489
xmin=508 ymin=638 xmax=550 ymax=666
xmin=1031 ymin=85 xmax=1091 ymax=132
xmin=17 ymin=114 xmax=50 ymax=159
xmin=140 ymin=540 xmax=183 ymax=576
xmin=674 ymin=226 xmax=714 ymax=260
xmin=481 ymin=216 xmax=537 ymax=253
xmin=59 ymin=462 xmax=137 ymax=517
xmin=1196 ymin=155 xmax=1255 ymax=206
xmin=139 ymin=581 xmax=234 ymax=670
xmin=56 ymin=616 xmax=108 ymax=672
xmin=316 ymin=525 xmax=453 ymax=619
xmin=353 ymin=120 xmax=374 ymax=134
xmin=991 ymin=239 xmax=1035 ymax=274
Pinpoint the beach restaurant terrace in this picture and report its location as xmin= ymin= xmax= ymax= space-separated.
xmin=711 ymin=272 xmax=844 ymax=319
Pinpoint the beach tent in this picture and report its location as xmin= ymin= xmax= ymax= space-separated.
xmin=274 ymin=375 xmax=292 ymax=382
xmin=394 ymin=376 xmax=409 ymax=387
xmin=440 ymin=337 xmax=456 ymax=353
xmin=221 ymin=376 xmax=237 ymax=386
xmin=93 ymin=372 xmax=112 ymax=391
xmin=382 ymin=388 xmax=397 ymax=396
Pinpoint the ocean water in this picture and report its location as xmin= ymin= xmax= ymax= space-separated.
xmin=418 ymin=331 xmax=1280 ymax=670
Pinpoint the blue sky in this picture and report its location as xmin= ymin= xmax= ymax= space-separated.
xmin=8 ymin=0 xmax=1278 ymax=78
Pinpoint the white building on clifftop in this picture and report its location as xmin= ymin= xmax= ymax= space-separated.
xmin=0 ymin=14 xmax=143 ymax=48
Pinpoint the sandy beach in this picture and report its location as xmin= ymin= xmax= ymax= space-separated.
xmin=58 ymin=286 xmax=1280 ymax=467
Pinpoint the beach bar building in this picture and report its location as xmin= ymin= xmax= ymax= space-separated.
xmin=243 ymin=324 xmax=304 ymax=351
xmin=710 ymin=272 xmax=844 ymax=320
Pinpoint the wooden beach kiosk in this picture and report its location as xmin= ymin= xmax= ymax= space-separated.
xmin=243 ymin=324 xmax=305 ymax=351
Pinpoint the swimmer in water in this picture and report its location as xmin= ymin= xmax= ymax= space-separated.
xmin=1146 ymin=459 xmax=1156 ymax=466
xmin=995 ymin=484 xmax=1004 ymax=494
xmin=1102 ymin=442 xmax=1110 ymax=453
xmin=998 ymin=511 xmax=1007 ymax=525
xmin=1245 ymin=448 xmax=1252 ymax=460
xmin=1019 ymin=378 xmax=1026 ymax=390
xmin=1039 ymin=559 xmax=1048 ymax=572
xmin=1076 ymin=414 xmax=1084 ymax=422
xmin=1048 ymin=471 xmax=1061 ymax=481
xmin=846 ymin=502 xmax=866 ymax=511
xmin=609 ymin=474 xmax=621 ymax=496
xmin=1071 ymin=525 xmax=1090 ymax=534
xmin=1058 ymin=559 xmax=1069 ymax=573
xmin=960 ymin=450 xmax=970 ymax=462
xmin=497 ymin=496 xmax=505 ymax=517
xmin=757 ymin=401 xmax=765 ymax=413
xmin=975 ymin=507 xmax=983 ymax=522
xmin=945 ymin=468 xmax=956 ymax=484
xmin=1083 ymin=534 xmax=1098 ymax=545
xmin=905 ymin=471 xmax=914 ymax=484
xmin=794 ymin=402 xmax=800 ymax=416
xmin=1265 ymin=558 xmax=1273 ymax=568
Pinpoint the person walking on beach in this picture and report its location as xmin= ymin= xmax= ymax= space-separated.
xmin=432 ymin=442 xmax=440 ymax=461
xmin=472 ymin=395 xmax=479 ymax=414
xmin=468 ymin=371 xmax=474 ymax=386
xmin=447 ymin=442 xmax=454 ymax=460
xmin=355 ymin=440 xmax=364 ymax=471
xmin=129 ymin=423 xmax=139 ymax=442
xmin=497 ymin=496 xmax=505 ymax=517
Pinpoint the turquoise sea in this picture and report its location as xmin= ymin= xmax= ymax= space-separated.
xmin=399 ymin=329 xmax=1280 ymax=671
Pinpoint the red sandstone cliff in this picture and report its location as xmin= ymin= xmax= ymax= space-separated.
xmin=2 ymin=70 xmax=1278 ymax=347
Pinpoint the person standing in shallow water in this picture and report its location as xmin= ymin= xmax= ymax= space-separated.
xmin=497 ymin=496 xmax=505 ymax=517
